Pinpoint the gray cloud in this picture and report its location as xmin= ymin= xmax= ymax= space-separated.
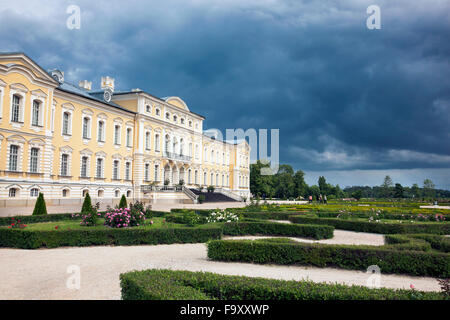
xmin=1 ymin=0 xmax=449 ymax=187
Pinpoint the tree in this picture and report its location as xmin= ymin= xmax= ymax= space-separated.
xmin=411 ymin=183 xmax=420 ymax=198
xmin=293 ymin=170 xmax=308 ymax=198
xmin=318 ymin=176 xmax=328 ymax=194
xmin=119 ymin=194 xmax=127 ymax=209
xmin=381 ymin=175 xmax=393 ymax=197
xmin=81 ymin=192 xmax=93 ymax=214
xmin=352 ymin=190 xmax=363 ymax=201
xmin=394 ymin=183 xmax=404 ymax=198
xmin=32 ymin=193 xmax=47 ymax=215
xmin=423 ymin=179 xmax=436 ymax=198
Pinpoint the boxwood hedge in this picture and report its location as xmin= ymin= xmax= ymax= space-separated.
xmin=120 ymin=269 xmax=445 ymax=300
xmin=289 ymin=216 xmax=450 ymax=234
xmin=207 ymin=239 xmax=450 ymax=277
xmin=221 ymin=221 xmax=333 ymax=240
xmin=0 ymin=226 xmax=222 ymax=249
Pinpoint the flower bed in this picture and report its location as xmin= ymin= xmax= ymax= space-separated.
xmin=120 ymin=269 xmax=446 ymax=300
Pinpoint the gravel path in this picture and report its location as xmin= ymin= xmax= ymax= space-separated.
xmin=224 ymin=229 xmax=385 ymax=246
xmin=0 ymin=238 xmax=440 ymax=300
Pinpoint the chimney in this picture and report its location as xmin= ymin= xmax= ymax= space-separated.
xmin=101 ymin=76 xmax=115 ymax=92
xmin=78 ymin=80 xmax=92 ymax=91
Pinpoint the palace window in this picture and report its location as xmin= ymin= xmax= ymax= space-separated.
xmin=29 ymin=148 xmax=39 ymax=173
xmin=62 ymin=112 xmax=71 ymax=135
xmin=210 ymin=173 xmax=214 ymax=185
xmin=203 ymin=172 xmax=207 ymax=185
xmin=82 ymin=117 xmax=90 ymax=139
xmin=96 ymin=158 xmax=103 ymax=178
xmin=114 ymin=190 xmax=120 ymax=198
xmin=180 ymin=118 xmax=185 ymax=125
xmin=154 ymin=164 xmax=159 ymax=181
xmin=125 ymin=162 xmax=131 ymax=180
xmin=11 ymin=95 xmax=21 ymax=123
xmin=60 ymin=154 xmax=69 ymax=176
xmin=146 ymin=105 xmax=151 ymax=113
xmin=30 ymin=188 xmax=39 ymax=197
xmin=165 ymin=112 xmax=170 ymax=120
xmin=144 ymin=163 xmax=149 ymax=181
xmin=9 ymin=188 xmax=17 ymax=197
xmin=127 ymin=190 xmax=131 ymax=197
xmin=62 ymin=189 xmax=69 ymax=197
xmin=155 ymin=108 xmax=160 ymax=116
xmin=97 ymin=121 xmax=105 ymax=142
xmin=194 ymin=170 xmax=198 ymax=185
xmin=31 ymin=100 xmax=40 ymax=126
xmin=155 ymin=134 xmax=160 ymax=152
xmin=126 ymin=128 xmax=132 ymax=147
xmin=113 ymin=160 xmax=119 ymax=180
xmin=98 ymin=190 xmax=104 ymax=198
xmin=81 ymin=156 xmax=88 ymax=177
xmin=114 ymin=125 xmax=121 ymax=145
xmin=9 ymin=145 xmax=19 ymax=171
xmin=173 ymin=115 xmax=177 ymax=122
xmin=145 ymin=131 xmax=151 ymax=150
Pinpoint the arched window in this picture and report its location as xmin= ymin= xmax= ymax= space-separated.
xmin=126 ymin=190 xmax=132 ymax=197
xmin=154 ymin=164 xmax=159 ymax=181
xmin=31 ymin=100 xmax=40 ymax=126
xmin=146 ymin=105 xmax=151 ymax=113
xmin=155 ymin=134 xmax=160 ymax=152
xmin=113 ymin=160 xmax=119 ymax=179
xmin=145 ymin=131 xmax=151 ymax=150
xmin=165 ymin=112 xmax=170 ymax=120
xmin=62 ymin=112 xmax=71 ymax=135
xmin=11 ymin=95 xmax=21 ymax=123
xmin=194 ymin=170 xmax=198 ymax=185
xmin=97 ymin=121 xmax=105 ymax=142
xmin=82 ymin=117 xmax=90 ymax=139
xmin=29 ymin=148 xmax=39 ymax=173
xmin=60 ymin=154 xmax=69 ymax=176
xmin=82 ymin=189 xmax=89 ymax=197
xmin=9 ymin=188 xmax=17 ymax=197
xmin=9 ymin=145 xmax=19 ymax=171
xmin=30 ymin=188 xmax=39 ymax=197
xmin=98 ymin=190 xmax=104 ymax=198
xmin=62 ymin=189 xmax=69 ymax=197
xmin=114 ymin=190 xmax=120 ymax=198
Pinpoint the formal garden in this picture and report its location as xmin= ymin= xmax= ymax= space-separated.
xmin=1 ymin=193 xmax=449 ymax=300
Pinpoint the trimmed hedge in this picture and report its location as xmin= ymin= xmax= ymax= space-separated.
xmin=241 ymin=211 xmax=304 ymax=220
xmin=0 ymin=213 xmax=76 ymax=226
xmin=207 ymin=239 xmax=450 ymax=277
xmin=0 ymin=226 xmax=222 ymax=249
xmin=289 ymin=216 xmax=450 ymax=234
xmin=221 ymin=221 xmax=333 ymax=240
xmin=385 ymin=234 xmax=450 ymax=253
xmin=120 ymin=269 xmax=445 ymax=300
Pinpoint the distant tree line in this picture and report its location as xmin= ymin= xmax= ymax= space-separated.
xmin=250 ymin=161 xmax=450 ymax=200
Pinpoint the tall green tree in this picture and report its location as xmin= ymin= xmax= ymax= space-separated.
xmin=411 ymin=183 xmax=420 ymax=198
xmin=81 ymin=192 xmax=93 ymax=214
xmin=318 ymin=176 xmax=328 ymax=194
xmin=293 ymin=170 xmax=308 ymax=198
xmin=32 ymin=193 xmax=47 ymax=216
xmin=423 ymin=179 xmax=436 ymax=198
xmin=381 ymin=175 xmax=393 ymax=197
xmin=394 ymin=183 xmax=404 ymax=198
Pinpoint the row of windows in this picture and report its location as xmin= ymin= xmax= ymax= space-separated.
xmin=8 ymin=187 xmax=132 ymax=198
xmin=8 ymin=144 xmax=40 ymax=173
xmin=144 ymin=104 xmax=199 ymax=130
xmin=203 ymin=147 xmax=230 ymax=165
xmin=7 ymin=94 xmax=44 ymax=126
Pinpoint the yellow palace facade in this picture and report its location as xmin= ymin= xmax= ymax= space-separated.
xmin=0 ymin=52 xmax=250 ymax=206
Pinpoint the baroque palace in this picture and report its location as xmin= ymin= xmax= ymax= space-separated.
xmin=0 ymin=52 xmax=250 ymax=206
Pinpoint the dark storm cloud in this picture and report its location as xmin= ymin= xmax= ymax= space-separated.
xmin=0 ymin=0 xmax=449 ymax=187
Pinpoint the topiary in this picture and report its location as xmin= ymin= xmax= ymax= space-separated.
xmin=80 ymin=193 xmax=98 ymax=226
xmin=119 ymin=195 xmax=128 ymax=209
xmin=81 ymin=193 xmax=93 ymax=215
xmin=32 ymin=193 xmax=47 ymax=216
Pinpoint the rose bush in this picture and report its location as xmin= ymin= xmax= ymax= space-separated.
xmin=104 ymin=208 xmax=146 ymax=228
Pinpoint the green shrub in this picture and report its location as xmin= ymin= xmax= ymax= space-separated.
xmin=241 ymin=211 xmax=304 ymax=220
xmin=289 ymin=216 xmax=450 ymax=234
xmin=32 ymin=193 xmax=47 ymax=216
xmin=221 ymin=222 xmax=333 ymax=240
xmin=79 ymin=193 xmax=97 ymax=226
xmin=0 ymin=226 xmax=223 ymax=249
xmin=198 ymin=194 xmax=205 ymax=204
xmin=119 ymin=195 xmax=127 ymax=209
xmin=207 ymin=239 xmax=450 ymax=277
xmin=120 ymin=269 xmax=445 ymax=300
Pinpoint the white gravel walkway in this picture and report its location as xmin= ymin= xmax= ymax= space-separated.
xmin=0 ymin=239 xmax=440 ymax=300
xmin=224 ymin=229 xmax=385 ymax=246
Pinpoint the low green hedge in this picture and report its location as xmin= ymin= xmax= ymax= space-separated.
xmin=221 ymin=221 xmax=333 ymax=240
xmin=385 ymin=234 xmax=450 ymax=253
xmin=241 ymin=211 xmax=304 ymax=220
xmin=0 ymin=213 xmax=77 ymax=226
xmin=0 ymin=226 xmax=222 ymax=249
xmin=289 ymin=216 xmax=450 ymax=234
xmin=207 ymin=239 xmax=450 ymax=277
xmin=120 ymin=269 xmax=445 ymax=300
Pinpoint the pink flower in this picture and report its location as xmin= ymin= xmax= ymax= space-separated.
xmin=410 ymin=284 xmax=415 ymax=289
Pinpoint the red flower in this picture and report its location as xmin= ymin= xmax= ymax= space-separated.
xmin=55 ymin=226 xmax=59 ymax=230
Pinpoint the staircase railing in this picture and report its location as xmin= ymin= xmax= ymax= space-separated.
xmin=214 ymin=188 xmax=243 ymax=201
xmin=182 ymin=186 xmax=199 ymax=203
